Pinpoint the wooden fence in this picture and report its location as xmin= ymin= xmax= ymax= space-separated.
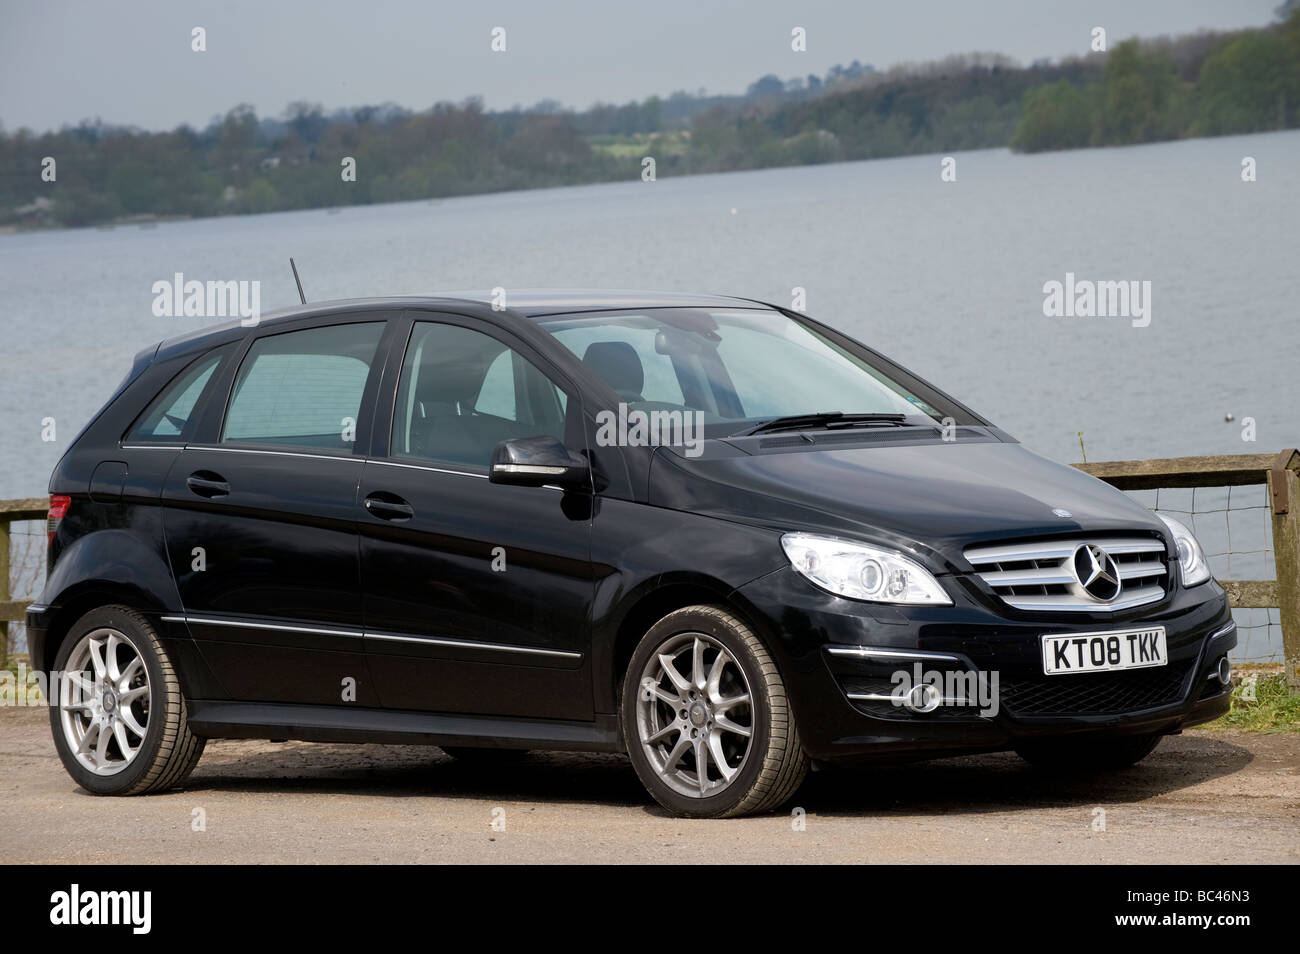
xmin=2 ymin=448 xmax=1298 ymax=684
xmin=1075 ymin=448 xmax=1299 ymax=687
xmin=0 ymin=497 xmax=46 ymax=667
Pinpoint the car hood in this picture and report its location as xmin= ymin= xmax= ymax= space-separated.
xmin=647 ymin=434 xmax=1169 ymax=571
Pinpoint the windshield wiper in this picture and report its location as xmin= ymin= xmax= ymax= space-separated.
xmin=732 ymin=412 xmax=910 ymax=437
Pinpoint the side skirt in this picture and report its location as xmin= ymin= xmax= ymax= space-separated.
xmin=187 ymin=700 xmax=624 ymax=752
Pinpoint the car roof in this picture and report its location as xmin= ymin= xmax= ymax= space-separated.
xmin=434 ymin=289 xmax=765 ymax=316
xmin=154 ymin=290 xmax=774 ymax=359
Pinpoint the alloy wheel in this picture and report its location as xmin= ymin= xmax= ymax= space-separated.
xmin=58 ymin=628 xmax=152 ymax=775
xmin=635 ymin=631 xmax=755 ymax=798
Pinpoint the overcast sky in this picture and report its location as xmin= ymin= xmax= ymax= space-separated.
xmin=0 ymin=0 xmax=1283 ymax=133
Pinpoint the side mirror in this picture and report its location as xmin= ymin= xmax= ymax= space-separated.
xmin=489 ymin=435 xmax=590 ymax=489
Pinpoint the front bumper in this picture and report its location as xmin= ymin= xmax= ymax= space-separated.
xmin=735 ymin=566 xmax=1237 ymax=762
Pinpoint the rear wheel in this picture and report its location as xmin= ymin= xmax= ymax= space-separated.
xmin=1014 ymin=733 xmax=1162 ymax=771
xmin=621 ymin=605 xmax=807 ymax=818
xmin=49 ymin=606 xmax=205 ymax=795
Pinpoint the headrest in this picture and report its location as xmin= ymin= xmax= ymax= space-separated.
xmin=582 ymin=341 xmax=644 ymax=397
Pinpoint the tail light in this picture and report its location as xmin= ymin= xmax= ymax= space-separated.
xmin=47 ymin=494 xmax=71 ymax=547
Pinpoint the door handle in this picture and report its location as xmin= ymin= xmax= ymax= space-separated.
xmin=364 ymin=492 xmax=414 ymax=520
xmin=186 ymin=471 xmax=230 ymax=498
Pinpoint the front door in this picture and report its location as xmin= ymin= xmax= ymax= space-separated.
xmin=359 ymin=316 xmax=595 ymax=720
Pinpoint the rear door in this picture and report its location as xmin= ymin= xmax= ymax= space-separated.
xmin=160 ymin=316 xmax=395 ymax=706
xmin=358 ymin=313 xmax=596 ymax=720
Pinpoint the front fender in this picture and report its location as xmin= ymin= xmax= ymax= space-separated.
xmin=588 ymin=497 xmax=788 ymax=711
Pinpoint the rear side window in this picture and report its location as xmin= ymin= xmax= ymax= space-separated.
xmin=128 ymin=346 xmax=231 ymax=443
xmin=222 ymin=322 xmax=384 ymax=451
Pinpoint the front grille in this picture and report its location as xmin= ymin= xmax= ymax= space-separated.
xmin=1001 ymin=661 xmax=1191 ymax=715
xmin=965 ymin=535 xmax=1168 ymax=612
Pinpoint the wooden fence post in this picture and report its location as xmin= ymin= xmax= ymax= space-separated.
xmin=0 ymin=517 xmax=10 ymax=669
xmin=0 ymin=499 xmax=49 ymax=669
xmin=1268 ymin=450 xmax=1300 ymax=689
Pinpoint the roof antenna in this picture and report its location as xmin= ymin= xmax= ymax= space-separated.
xmin=289 ymin=257 xmax=307 ymax=304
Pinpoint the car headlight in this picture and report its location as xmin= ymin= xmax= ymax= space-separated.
xmin=780 ymin=532 xmax=952 ymax=605
xmin=1157 ymin=514 xmax=1211 ymax=587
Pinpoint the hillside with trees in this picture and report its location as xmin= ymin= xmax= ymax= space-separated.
xmin=3 ymin=8 xmax=1297 ymax=229
xmin=1011 ymin=9 xmax=1300 ymax=150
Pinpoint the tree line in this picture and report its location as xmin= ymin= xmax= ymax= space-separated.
xmin=1012 ymin=11 xmax=1300 ymax=151
xmin=2 ymin=9 xmax=1297 ymax=229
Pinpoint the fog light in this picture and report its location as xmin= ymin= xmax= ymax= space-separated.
xmin=1216 ymin=656 xmax=1232 ymax=684
xmin=904 ymin=683 xmax=942 ymax=714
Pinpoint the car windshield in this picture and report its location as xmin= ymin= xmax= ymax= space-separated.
xmin=537 ymin=308 xmax=945 ymax=434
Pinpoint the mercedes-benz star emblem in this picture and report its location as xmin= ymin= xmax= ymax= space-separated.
xmin=1072 ymin=543 xmax=1122 ymax=602
xmin=1052 ymin=508 xmax=1072 ymax=518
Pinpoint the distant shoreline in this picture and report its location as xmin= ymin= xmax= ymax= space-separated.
xmin=6 ymin=125 xmax=1300 ymax=238
xmin=6 ymin=11 xmax=1298 ymax=234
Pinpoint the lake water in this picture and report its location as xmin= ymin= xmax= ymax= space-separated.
xmin=2 ymin=130 xmax=1297 ymax=658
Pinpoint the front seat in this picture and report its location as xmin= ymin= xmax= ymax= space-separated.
xmin=582 ymin=341 xmax=646 ymax=403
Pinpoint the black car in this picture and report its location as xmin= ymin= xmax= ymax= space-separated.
xmin=27 ymin=290 xmax=1236 ymax=818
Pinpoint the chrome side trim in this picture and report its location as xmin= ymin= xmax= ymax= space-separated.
xmin=163 ymin=443 xmax=561 ymax=487
xmin=161 ymin=614 xmax=582 ymax=660
xmin=367 ymin=458 xmax=563 ymax=490
xmin=161 ymin=615 xmax=362 ymax=639
xmin=26 ymin=603 xmax=49 ymax=614
xmin=365 ymin=458 xmax=488 ymax=480
xmin=826 ymin=646 xmax=962 ymax=663
xmin=366 ymin=630 xmax=582 ymax=659
xmin=185 ymin=445 xmax=362 ymax=464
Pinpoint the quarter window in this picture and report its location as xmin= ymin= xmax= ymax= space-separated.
xmin=128 ymin=346 xmax=231 ymax=442
xmin=222 ymin=323 xmax=384 ymax=451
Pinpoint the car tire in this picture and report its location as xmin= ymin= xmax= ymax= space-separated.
xmin=1014 ymin=733 xmax=1162 ymax=771
xmin=49 ymin=605 xmax=205 ymax=795
xmin=621 ymin=604 xmax=808 ymax=818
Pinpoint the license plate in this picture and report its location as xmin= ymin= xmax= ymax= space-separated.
xmin=1040 ymin=627 xmax=1167 ymax=675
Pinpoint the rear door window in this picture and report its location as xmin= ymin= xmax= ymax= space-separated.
xmin=222 ymin=323 xmax=385 ymax=452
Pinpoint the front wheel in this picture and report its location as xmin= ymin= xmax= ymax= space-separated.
xmin=621 ymin=605 xmax=808 ymax=818
xmin=1014 ymin=733 xmax=1162 ymax=771
xmin=49 ymin=605 xmax=205 ymax=795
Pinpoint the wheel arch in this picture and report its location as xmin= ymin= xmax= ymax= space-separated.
xmin=38 ymin=581 xmax=169 ymax=673
xmin=601 ymin=572 xmax=783 ymax=716
xmin=37 ymin=527 xmax=183 ymax=672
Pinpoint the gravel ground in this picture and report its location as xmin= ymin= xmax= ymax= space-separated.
xmin=1 ymin=706 xmax=1296 ymax=864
